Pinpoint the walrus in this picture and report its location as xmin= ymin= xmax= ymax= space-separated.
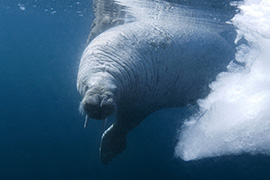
xmin=77 ymin=0 xmax=238 ymax=164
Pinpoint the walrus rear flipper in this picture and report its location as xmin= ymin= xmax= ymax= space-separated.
xmin=88 ymin=0 xmax=134 ymax=43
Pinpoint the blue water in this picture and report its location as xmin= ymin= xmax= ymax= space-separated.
xmin=1 ymin=1 xmax=270 ymax=180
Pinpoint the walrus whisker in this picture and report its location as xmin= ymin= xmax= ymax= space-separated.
xmin=84 ymin=115 xmax=89 ymax=128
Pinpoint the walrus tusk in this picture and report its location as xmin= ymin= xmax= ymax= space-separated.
xmin=84 ymin=115 xmax=89 ymax=128
xmin=102 ymin=118 xmax=108 ymax=131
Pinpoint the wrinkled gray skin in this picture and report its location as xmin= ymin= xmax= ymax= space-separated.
xmin=77 ymin=0 xmax=238 ymax=164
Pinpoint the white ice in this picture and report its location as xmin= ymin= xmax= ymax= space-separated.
xmin=175 ymin=0 xmax=270 ymax=161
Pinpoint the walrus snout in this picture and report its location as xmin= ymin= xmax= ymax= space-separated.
xmin=81 ymin=92 xmax=116 ymax=120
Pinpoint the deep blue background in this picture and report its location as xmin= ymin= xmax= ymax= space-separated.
xmin=1 ymin=1 xmax=270 ymax=180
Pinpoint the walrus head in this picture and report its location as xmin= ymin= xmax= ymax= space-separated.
xmin=78 ymin=72 xmax=118 ymax=123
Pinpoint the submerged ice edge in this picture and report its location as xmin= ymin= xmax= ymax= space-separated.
xmin=175 ymin=0 xmax=270 ymax=161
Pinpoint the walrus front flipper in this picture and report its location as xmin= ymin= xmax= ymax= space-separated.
xmin=100 ymin=125 xmax=127 ymax=164
xmin=99 ymin=113 xmax=146 ymax=164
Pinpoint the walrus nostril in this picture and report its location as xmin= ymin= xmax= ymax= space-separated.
xmin=82 ymin=94 xmax=116 ymax=120
xmin=100 ymin=98 xmax=115 ymax=116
